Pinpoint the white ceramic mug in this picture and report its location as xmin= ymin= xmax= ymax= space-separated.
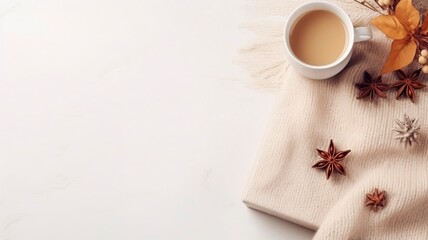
xmin=284 ymin=1 xmax=372 ymax=80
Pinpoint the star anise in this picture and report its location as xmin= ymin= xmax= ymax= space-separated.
xmin=312 ymin=139 xmax=351 ymax=180
xmin=365 ymin=188 xmax=386 ymax=211
xmin=355 ymin=71 xmax=390 ymax=101
xmin=392 ymin=68 xmax=426 ymax=102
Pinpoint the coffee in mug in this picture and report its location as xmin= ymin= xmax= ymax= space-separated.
xmin=283 ymin=1 xmax=373 ymax=79
xmin=289 ymin=10 xmax=347 ymax=66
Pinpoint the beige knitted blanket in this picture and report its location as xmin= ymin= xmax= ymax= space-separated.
xmin=241 ymin=0 xmax=428 ymax=239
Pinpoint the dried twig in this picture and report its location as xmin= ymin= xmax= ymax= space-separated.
xmin=353 ymin=0 xmax=385 ymax=14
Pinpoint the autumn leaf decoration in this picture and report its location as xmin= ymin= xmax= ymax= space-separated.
xmin=371 ymin=0 xmax=428 ymax=74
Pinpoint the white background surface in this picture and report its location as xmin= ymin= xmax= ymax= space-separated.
xmin=0 ymin=0 xmax=314 ymax=239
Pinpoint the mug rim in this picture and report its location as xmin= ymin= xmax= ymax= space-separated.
xmin=283 ymin=1 xmax=355 ymax=70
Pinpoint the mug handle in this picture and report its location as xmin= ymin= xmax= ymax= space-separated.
xmin=354 ymin=27 xmax=372 ymax=43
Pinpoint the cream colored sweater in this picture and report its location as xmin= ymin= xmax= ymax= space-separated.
xmin=241 ymin=0 xmax=428 ymax=239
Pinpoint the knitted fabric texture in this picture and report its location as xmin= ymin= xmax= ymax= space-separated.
xmin=241 ymin=0 xmax=428 ymax=239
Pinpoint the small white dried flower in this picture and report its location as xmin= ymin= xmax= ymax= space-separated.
xmin=419 ymin=56 xmax=427 ymax=65
xmin=423 ymin=65 xmax=428 ymax=74
xmin=393 ymin=114 xmax=421 ymax=148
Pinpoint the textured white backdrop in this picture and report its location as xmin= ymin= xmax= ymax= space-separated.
xmin=0 ymin=0 xmax=313 ymax=239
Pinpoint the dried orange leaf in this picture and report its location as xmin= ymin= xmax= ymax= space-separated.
xmin=381 ymin=38 xmax=417 ymax=74
xmin=395 ymin=0 xmax=420 ymax=31
xmin=371 ymin=15 xmax=408 ymax=40
xmin=421 ymin=11 xmax=428 ymax=35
